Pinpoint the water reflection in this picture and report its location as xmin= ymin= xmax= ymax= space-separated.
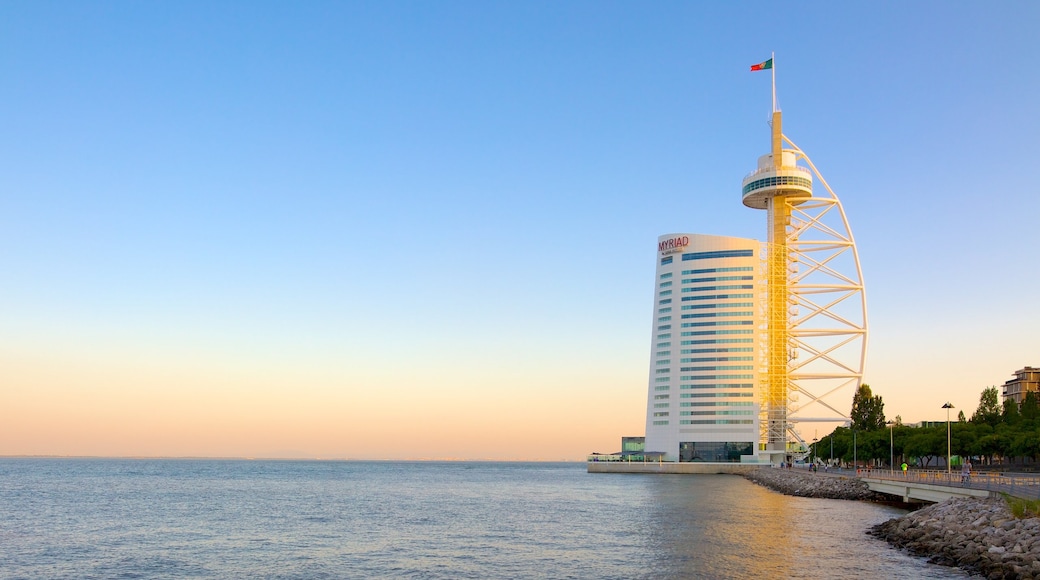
xmin=639 ymin=475 xmax=964 ymax=579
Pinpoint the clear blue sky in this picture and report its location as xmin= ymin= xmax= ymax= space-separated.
xmin=1 ymin=1 xmax=1037 ymax=458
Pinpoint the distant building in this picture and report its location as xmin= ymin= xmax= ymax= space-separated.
xmin=1003 ymin=366 xmax=1040 ymax=405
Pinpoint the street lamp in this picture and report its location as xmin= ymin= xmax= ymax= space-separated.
xmin=812 ymin=437 xmax=817 ymax=467
xmin=886 ymin=420 xmax=895 ymax=474
xmin=853 ymin=428 xmax=857 ymax=471
xmin=942 ymin=402 xmax=955 ymax=476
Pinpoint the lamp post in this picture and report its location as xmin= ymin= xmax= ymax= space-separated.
xmin=812 ymin=437 xmax=817 ymax=467
xmin=942 ymin=402 xmax=955 ymax=476
xmin=886 ymin=420 xmax=895 ymax=474
xmin=853 ymin=429 xmax=857 ymax=471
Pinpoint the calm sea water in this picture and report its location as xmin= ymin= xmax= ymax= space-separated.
xmin=0 ymin=459 xmax=964 ymax=579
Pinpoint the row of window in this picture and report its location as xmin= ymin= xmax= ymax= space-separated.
xmin=681 ymin=393 xmax=754 ymax=398
xmin=681 ymin=410 xmax=753 ymax=416
xmin=659 ymin=298 xmax=672 ymax=305
xmin=659 ymin=307 xmax=672 ymax=314
xmin=681 ymin=339 xmax=753 ymax=345
xmin=681 ymin=347 xmax=753 ymax=354
xmin=681 ymin=321 xmax=754 ymax=328
xmin=678 ymin=378 xmax=752 ymax=382
xmin=682 ymin=267 xmax=753 ymax=275
xmin=660 ymin=281 xmax=673 ymax=288
xmin=682 ymin=275 xmax=754 ymax=284
xmin=682 ymin=285 xmax=755 ymax=293
xmin=681 ymin=311 xmax=753 ymax=319
xmin=680 ymin=356 xmax=753 ymax=363
xmin=680 ymin=419 xmax=754 ymax=425
xmin=681 ymin=330 xmax=755 ymax=336
xmin=682 ymin=249 xmax=755 ymax=261
xmin=681 ymin=302 xmax=753 ymax=310
xmin=742 ymin=175 xmax=812 ymax=195
xmin=681 ymin=401 xmax=754 ymax=407
xmin=682 ymin=293 xmax=753 ymax=302
xmin=660 ymin=272 xmax=673 ymax=279
xmin=679 ymin=365 xmax=753 ymax=372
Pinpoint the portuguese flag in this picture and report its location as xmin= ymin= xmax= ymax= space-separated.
xmin=750 ymin=58 xmax=773 ymax=72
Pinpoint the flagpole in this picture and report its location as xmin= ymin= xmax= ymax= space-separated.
xmin=771 ymin=51 xmax=776 ymax=113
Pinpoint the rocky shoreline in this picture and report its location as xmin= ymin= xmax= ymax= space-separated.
xmin=870 ymin=497 xmax=1040 ymax=579
xmin=742 ymin=467 xmax=889 ymax=501
xmin=743 ymin=468 xmax=1040 ymax=578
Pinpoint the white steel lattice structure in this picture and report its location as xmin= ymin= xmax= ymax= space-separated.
xmin=741 ymin=110 xmax=868 ymax=456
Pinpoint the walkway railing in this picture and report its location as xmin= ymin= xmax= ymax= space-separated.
xmin=856 ymin=468 xmax=1040 ymax=500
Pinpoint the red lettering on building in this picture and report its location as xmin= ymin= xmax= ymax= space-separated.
xmin=658 ymin=236 xmax=689 ymax=252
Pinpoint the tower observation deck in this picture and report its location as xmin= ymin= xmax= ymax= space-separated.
xmin=743 ymin=108 xmax=868 ymax=460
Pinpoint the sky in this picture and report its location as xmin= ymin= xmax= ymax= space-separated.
xmin=1 ymin=1 xmax=1037 ymax=460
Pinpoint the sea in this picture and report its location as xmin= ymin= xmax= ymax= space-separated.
xmin=0 ymin=459 xmax=966 ymax=579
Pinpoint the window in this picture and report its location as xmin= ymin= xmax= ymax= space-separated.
xmin=653 ymin=420 xmax=669 ymax=426
xmin=660 ymin=272 xmax=673 ymax=279
xmin=659 ymin=298 xmax=672 ymax=305
xmin=660 ymin=281 xmax=673 ymax=288
xmin=661 ymin=256 xmax=673 ymax=265
xmin=681 ymin=356 xmax=754 ymax=363
xmin=682 ymin=293 xmax=754 ymax=302
xmin=658 ymin=324 xmax=672 ymax=330
xmin=655 ymin=368 xmax=671 ymax=374
xmin=659 ymin=307 xmax=672 ymax=314
xmin=653 ymin=412 xmax=669 ymax=417
xmin=658 ymin=316 xmax=672 ymax=322
xmin=681 ymin=249 xmax=754 ymax=261
xmin=659 ymin=290 xmax=672 ymax=296
xmin=656 ymin=351 xmax=671 ymax=357
xmin=656 ymin=341 xmax=671 ymax=348
xmin=654 ymin=403 xmax=669 ymax=409
xmin=654 ymin=394 xmax=670 ymax=400
xmin=681 ymin=285 xmax=754 ymax=293
xmin=682 ymin=267 xmax=753 ymax=275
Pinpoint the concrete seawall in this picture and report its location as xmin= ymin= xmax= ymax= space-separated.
xmin=586 ymin=462 xmax=756 ymax=475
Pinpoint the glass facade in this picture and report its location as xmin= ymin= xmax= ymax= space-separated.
xmin=678 ymin=441 xmax=754 ymax=462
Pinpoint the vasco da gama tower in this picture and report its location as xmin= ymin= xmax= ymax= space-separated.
xmin=644 ymin=61 xmax=868 ymax=463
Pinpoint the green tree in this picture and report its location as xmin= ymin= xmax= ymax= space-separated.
xmin=971 ymin=386 xmax=1002 ymax=426
xmin=958 ymin=410 xmax=967 ymax=423
xmin=850 ymin=384 xmax=886 ymax=431
xmin=1021 ymin=392 xmax=1039 ymax=425
xmin=1002 ymin=398 xmax=1021 ymax=425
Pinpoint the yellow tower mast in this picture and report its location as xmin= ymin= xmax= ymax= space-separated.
xmin=744 ymin=55 xmax=869 ymax=461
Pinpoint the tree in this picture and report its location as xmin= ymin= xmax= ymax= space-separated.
xmin=1021 ymin=392 xmax=1040 ymax=425
xmin=1002 ymin=398 xmax=1021 ymax=425
xmin=971 ymin=386 xmax=1002 ymax=426
xmin=850 ymin=383 xmax=886 ymax=431
xmin=958 ymin=410 xmax=967 ymax=423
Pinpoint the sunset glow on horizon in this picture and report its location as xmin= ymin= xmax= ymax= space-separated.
xmin=1 ymin=2 xmax=1037 ymax=460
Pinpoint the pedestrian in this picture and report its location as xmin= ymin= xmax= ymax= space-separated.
xmin=901 ymin=462 xmax=908 ymax=477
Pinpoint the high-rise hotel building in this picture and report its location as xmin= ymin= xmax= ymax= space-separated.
xmin=644 ymin=234 xmax=762 ymax=462
xmin=640 ymin=106 xmax=867 ymax=463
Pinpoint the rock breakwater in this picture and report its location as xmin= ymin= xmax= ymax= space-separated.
xmin=743 ymin=467 xmax=889 ymax=501
xmin=871 ymin=497 xmax=1040 ymax=579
